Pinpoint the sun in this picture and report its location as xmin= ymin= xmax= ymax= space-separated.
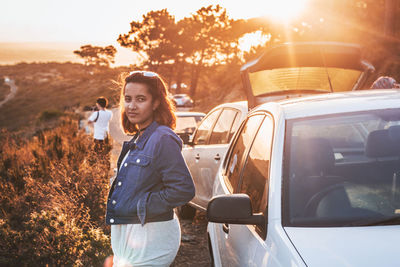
xmin=263 ymin=0 xmax=309 ymax=22
xmin=239 ymin=31 xmax=271 ymax=52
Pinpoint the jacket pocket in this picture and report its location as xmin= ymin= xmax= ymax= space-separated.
xmin=127 ymin=154 xmax=151 ymax=167
xmin=124 ymin=154 xmax=152 ymax=182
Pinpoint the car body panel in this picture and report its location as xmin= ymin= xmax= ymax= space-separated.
xmin=209 ymin=162 xmax=305 ymax=267
xmin=275 ymin=89 xmax=400 ymax=119
xmin=285 ymin=226 xmax=400 ymax=267
xmin=208 ymin=90 xmax=400 ymax=267
xmin=185 ymin=144 xmax=228 ymax=210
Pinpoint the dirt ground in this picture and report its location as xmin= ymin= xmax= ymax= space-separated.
xmin=171 ymin=211 xmax=212 ymax=267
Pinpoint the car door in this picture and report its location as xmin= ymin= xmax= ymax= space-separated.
xmin=184 ymin=107 xmax=242 ymax=210
xmin=195 ymin=108 xmax=241 ymax=207
xmin=214 ymin=114 xmax=275 ymax=266
xmin=183 ymin=108 xmax=221 ymax=206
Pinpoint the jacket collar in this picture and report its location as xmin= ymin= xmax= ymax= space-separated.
xmin=134 ymin=121 xmax=159 ymax=150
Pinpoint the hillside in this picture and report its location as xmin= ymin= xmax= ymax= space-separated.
xmin=0 ymin=63 xmax=129 ymax=132
xmin=0 ymin=62 xmax=244 ymax=134
xmin=0 ymin=80 xmax=10 ymax=102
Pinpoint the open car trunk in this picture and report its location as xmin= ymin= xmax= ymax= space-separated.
xmin=241 ymin=42 xmax=375 ymax=108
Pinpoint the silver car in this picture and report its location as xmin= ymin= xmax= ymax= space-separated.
xmin=207 ymin=90 xmax=400 ymax=267
xmin=175 ymin=111 xmax=205 ymax=144
xmin=181 ymin=101 xmax=248 ymax=217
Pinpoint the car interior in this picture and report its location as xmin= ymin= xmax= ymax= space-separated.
xmin=284 ymin=113 xmax=400 ymax=227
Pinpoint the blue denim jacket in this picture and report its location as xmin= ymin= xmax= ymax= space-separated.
xmin=106 ymin=121 xmax=195 ymax=225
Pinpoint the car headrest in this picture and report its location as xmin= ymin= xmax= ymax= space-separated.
xmin=365 ymin=127 xmax=400 ymax=157
xmin=291 ymin=137 xmax=335 ymax=177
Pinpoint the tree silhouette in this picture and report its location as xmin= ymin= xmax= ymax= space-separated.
xmin=117 ymin=5 xmax=261 ymax=97
xmin=117 ymin=9 xmax=178 ymax=69
xmin=180 ymin=5 xmax=242 ymax=97
xmin=74 ymin=45 xmax=117 ymax=67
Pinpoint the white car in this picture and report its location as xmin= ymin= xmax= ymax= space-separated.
xmin=207 ymin=89 xmax=400 ymax=266
xmin=182 ymin=42 xmax=374 ymax=219
xmin=172 ymin=93 xmax=194 ymax=107
xmin=181 ymin=101 xmax=248 ymax=217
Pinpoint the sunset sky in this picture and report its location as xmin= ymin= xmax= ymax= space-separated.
xmin=1 ymin=0 xmax=308 ymax=65
xmin=2 ymin=0 xmax=308 ymax=44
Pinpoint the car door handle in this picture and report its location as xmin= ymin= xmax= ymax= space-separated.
xmin=195 ymin=154 xmax=200 ymax=160
xmin=222 ymin=223 xmax=229 ymax=234
xmin=214 ymin=154 xmax=221 ymax=161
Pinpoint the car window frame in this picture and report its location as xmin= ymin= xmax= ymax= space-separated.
xmin=236 ymin=113 xmax=275 ymax=239
xmin=208 ymin=108 xmax=241 ymax=145
xmin=222 ymin=113 xmax=266 ymax=192
xmin=192 ymin=108 xmax=222 ymax=145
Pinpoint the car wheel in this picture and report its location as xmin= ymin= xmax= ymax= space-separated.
xmin=177 ymin=204 xmax=196 ymax=220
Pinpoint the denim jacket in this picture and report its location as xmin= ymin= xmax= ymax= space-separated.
xmin=106 ymin=121 xmax=195 ymax=225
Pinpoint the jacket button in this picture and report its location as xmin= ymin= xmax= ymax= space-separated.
xmin=112 ymin=200 xmax=116 ymax=205
xmin=136 ymin=158 xmax=141 ymax=163
xmin=110 ymin=218 xmax=114 ymax=223
xmin=117 ymin=181 xmax=122 ymax=186
xmin=124 ymin=163 xmax=127 ymax=167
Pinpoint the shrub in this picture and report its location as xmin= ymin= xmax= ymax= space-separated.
xmin=38 ymin=110 xmax=64 ymax=122
xmin=0 ymin=119 xmax=112 ymax=266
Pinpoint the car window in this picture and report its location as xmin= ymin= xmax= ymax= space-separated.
xmin=209 ymin=109 xmax=238 ymax=145
xmin=193 ymin=109 xmax=221 ymax=145
xmin=239 ymin=115 xmax=273 ymax=214
xmin=228 ymin=111 xmax=241 ymax=141
xmin=224 ymin=115 xmax=264 ymax=192
xmin=176 ymin=116 xmax=200 ymax=134
xmin=283 ymin=108 xmax=400 ymax=227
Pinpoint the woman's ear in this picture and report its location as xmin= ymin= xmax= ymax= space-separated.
xmin=153 ymin=99 xmax=160 ymax=111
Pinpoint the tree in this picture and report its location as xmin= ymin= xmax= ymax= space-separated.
xmin=117 ymin=9 xmax=178 ymax=70
xmin=178 ymin=5 xmax=240 ymax=97
xmin=74 ymin=45 xmax=117 ymax=67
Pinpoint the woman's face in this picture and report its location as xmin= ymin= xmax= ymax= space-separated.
xmin=124 ymin=82 xmax=159 ymax=130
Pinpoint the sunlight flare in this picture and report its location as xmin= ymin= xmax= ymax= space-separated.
xmin=262 ymin=0 xmax=309 ymax=22
xmin=239 ymin=31 xmax=271 ymax=52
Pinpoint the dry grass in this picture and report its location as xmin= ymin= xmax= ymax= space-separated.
xmin=0 ymin=118 xmax=113 ymax=265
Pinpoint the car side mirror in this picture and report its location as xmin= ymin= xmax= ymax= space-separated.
xmin=207 ymin=194 xmax=265 ymax=227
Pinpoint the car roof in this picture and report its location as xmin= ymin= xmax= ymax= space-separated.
xmin=175 ymin=111 xmax=206 ymax=117
xmin=209 ymin=101 xmax=248 ymax=113
xmin=253 ymin=89 xmax=400 ymax=119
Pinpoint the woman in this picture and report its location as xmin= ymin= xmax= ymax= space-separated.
xmin=106 ymin=71 xmax=195 ymax=266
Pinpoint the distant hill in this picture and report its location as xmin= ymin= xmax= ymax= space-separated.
xmin=0 ymin=42 xmax=139 ymax=67
xmin=0 ymin=62 xmax=129 ymax=132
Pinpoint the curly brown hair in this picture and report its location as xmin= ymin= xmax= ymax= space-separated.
xmin=119 ymin=71 xmax=176 ymax=135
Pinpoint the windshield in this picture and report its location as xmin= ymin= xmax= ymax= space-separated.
xmin=249 ymin=67 xmax=362 ymax=96
xmin=283 ymin=108 xmax=400 ymax=227
xmin=175 ymin=115 xmax=203 ymax=134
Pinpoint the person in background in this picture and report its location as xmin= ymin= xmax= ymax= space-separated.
xmin=105 ymin=71 xmax=195 ymax=266
xmin=88 ymin=96 xmax=113 ymax=152
xmin=370 ymin=76 xmax=400 ymax=89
